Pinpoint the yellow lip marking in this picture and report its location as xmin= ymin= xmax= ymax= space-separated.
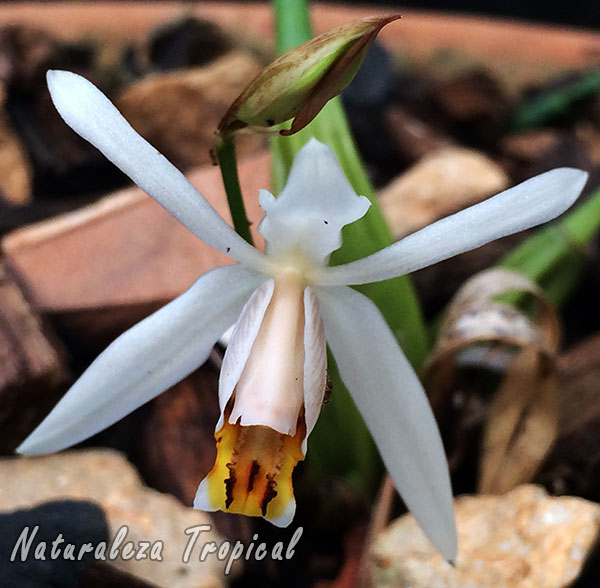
xmin=204 ymin=414 xmax=306 ymax=522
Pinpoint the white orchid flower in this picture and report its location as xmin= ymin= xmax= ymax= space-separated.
xmin=17 ymin=70 xmax=588 ymax=563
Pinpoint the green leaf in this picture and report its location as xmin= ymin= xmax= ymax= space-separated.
xmin=500 ymin=183 xmax=600 ymax=307
xmin=512 ymin=68 xmax=600 ymax=131
xmin=271 ymin=0 xmax=429 ymax=492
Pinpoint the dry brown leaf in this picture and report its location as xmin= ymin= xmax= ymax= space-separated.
xmin=432 ymin=268 xmax=560 ymax=355
xmin=425 ymin=268 xmax=561 ymax=494
xmin=479 ymin=347 xmax=560 ymax=493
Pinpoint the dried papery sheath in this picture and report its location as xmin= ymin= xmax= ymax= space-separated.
xmin=218 ymin=15 xmax=401 ymax=136
xmin=425 ymin=269 xmax=562 ymax=496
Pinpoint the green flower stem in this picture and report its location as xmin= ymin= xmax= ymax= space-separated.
xmin=271 ymin=0 xmax=429 ymax=491
xmin=214 ymin=134 xmax=254 ymax=245
xmin=499 ymin=184 xmax=600 ymax=307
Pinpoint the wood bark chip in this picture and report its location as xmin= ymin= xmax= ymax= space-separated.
xmin=378 ymin=147 xmax=509 ymax=240
xmin=536 ymin=333 xmax=600 ymax=500
xmin=116 ymin=52 xmax=266 ymax=170
xmin=425 ymin=268 xmax=561 ymax=494
xmin=0 ymin=259 xmax=67 ymax=453
xmin=0 ymin=84 xmax=32 ymax=205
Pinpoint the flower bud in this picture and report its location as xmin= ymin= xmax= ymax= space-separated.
xmin=218 ymin=15 xmax=400 ymax=137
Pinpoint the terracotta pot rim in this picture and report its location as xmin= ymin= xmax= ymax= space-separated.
xmin=0 ymin=1 xmax=598 ymax=71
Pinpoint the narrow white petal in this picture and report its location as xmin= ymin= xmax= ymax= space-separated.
xmin=316 ymin=285 xmax=457 ymax=561
xmin=259 ymin=138 xmax=370 ymax=264
xmin=17 ymin=265 xmax=265 ymax=455
xmin=302 ymin=287 xmax=327 ymax=439
xmin=217 ymin=279 xmax=275 ymax=431
xmin=46 ymin=70 xmax=267 ymax=272
xmin=313 ymin=168 xmax=588 ymax=286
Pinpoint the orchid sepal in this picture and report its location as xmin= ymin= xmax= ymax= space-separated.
xmin=312 ymin=167 xmax=589 ymax=286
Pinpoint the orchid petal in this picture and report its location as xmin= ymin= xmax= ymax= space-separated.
xmin=316 ymin=285 xmax=457 ymax=561
xmin=302 ymin=287 xmax=327 ymax=441
xmin=313 ymin=168 xmax=588 ymax=286
xmin=217 ymin=279 xmax=275 ymax=431
xmin=46 ymin=70 xmax=267 ymax=272
xmin=259 ymin=139 xmax=370 ymax=265
xmin=17 ymin=265 xmax=265 ymax=455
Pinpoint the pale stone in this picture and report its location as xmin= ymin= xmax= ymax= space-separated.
xmin=379 ymin=147 xmax=509 ymax=239
xmin=0 ymin=450 xmax=230 ymax=587
xmin=367 ymin=485 xmax=600 ymax=588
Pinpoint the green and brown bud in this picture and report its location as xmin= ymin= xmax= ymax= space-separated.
xmin=218 ymin=15 xmax=401 ymax=137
